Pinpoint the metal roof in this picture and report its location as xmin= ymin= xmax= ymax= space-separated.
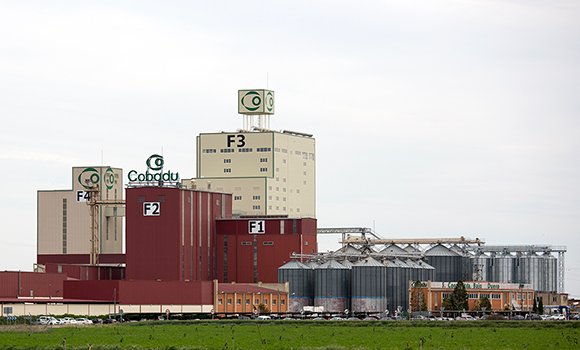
xmin=278 ymin=260 xmax=310 ymax=270
xmin=425 ymin=244 xmax=460 ymax=257
xmin=316 ymin=260 xmax=348 ymax=269
xmin=353 ymin=257 xmax=384 ymax=267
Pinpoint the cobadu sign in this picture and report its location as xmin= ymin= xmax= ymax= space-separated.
xmin=128 ymin=154 xmax=179 ymax=184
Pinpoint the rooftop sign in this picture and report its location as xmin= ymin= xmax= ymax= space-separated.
xmin=238 ymin=89 xmax=274 ymax=115
xmin=128 ymin=154 xmax=179 ymax=185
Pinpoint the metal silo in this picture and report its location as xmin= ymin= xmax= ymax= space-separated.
xmin=472 ymin=253 xmax=491 ymax=282
xmin=278 ymin=260 xmax=314 ymax=312
xmin=404 ymin=259 xmax=422 ymax=283
xmin=425 ymin=244 xmax=462 ymax=282
xmin=383 ymin=259 xmax=400 ymax=315
xmin=543 ymin=253 xmax=557 ymax=292
xmin=393 ymin=259 xmax=412 ymax=315
xmin=314 ymin=260 xmax=351 ymax=313
xmin=490 ymin=252 xmax=516 ymax=283
xmin=416 ymin=259 xmax=436 ymax=282
xmin=340 ymin=259 xmax=354 ymax=269
xmin=351 ymin=257 xmax=388 ymax=313
xmin=518 ymin=252 xmax=545 ymax=292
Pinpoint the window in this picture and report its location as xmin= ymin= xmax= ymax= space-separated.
xmin=241 ymin=241 xmax=252 ymax=246
xmin=220 ymin=148 xmax=234 ymax=153
xmin=272 ymin=299 xmax=277 ymax=305
xmin=282 ymin=188 xmax=286 ymax=192
xmin=253 ymin=205 xmax=261 ymax=210
xmin=255 ymin=299 xmax=259 ymax=304
xmin=260 ymin=167 xmax=268 ymax=172
xmin=491 ymin=294 xmax=501 ymax=300
xmin=224 ymin=168 xmax=231 ymax=173
xmin=263 ymin=241 xmax=274 ymax=246
xmin=274 ymin=148 xmax=280 ymax=152
xmin=281 ymin=299 xmax=285 ymax=305
xmin=218 ymin=299 xmax=223 ymax=305
xmin=227 ymin=299 xmax=232 ymax=305
xmin=224 ymin=159 xmax=231 ymax=163
xmin=303 ymin=171 xmax=307 ymax=175
xmin=296 ymin=189 xmax=300 ymax=194
xmin=468 ymin=293 xmax=478 ymax=299
xmin=203 ymin=149 xmax=217 ymax=153
xmin=239 ymin=148 xmax=253 ymax=152
xmin=253 ymin=195 xmax=261 ymax=200
xmin=282 ymin=159 xmax=286 ymax=164
xmin=234 ymin=195 xmax=242 ymax=200
xmin=276 ymin=168 xmax=279 ymax=172
xmin=283 ymin=197 xmax=286 ymax=201
xmin=260 ymin=158 xmax=268 ymax=163
xmin=237 ymin=299 xmax=241 ymax=305
xmin=282 ymin=178 xmax=286 ymax=182
xmin=257 ymin=147 xmax=271 ymax=152
xmin=246 ymin=299 xmax=250 ymax=305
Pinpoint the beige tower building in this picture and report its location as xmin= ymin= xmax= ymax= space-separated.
xmin=37 ymin=166 xmax=124 ymax=263
xmin=183 ymin=89 xmax=316 ymax=218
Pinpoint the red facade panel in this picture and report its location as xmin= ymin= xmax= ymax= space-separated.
xmin=215 ymin=218 xmax=317 ymax=283
xmin=63 ymin=280 xmax=213 ymax=305
xmin=37 ymin=254 xmax=125 ymax=265
xmin=0 ymin=271 xmax=66 ymax=298
xmin=44 ymin=263 xmax=125 ymax=280
xmin=125 ymin=187 xmax=230 ymax=282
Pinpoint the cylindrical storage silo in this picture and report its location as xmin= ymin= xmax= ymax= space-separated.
xmin=404 ymin=259 xmax=422 ymax=283
xmin=416 ymin=259 xmax=436 ymax=282
xmin=392 ymin=259 xmax=412 ymax=314
xmin=472 ymin=253 xmax=491 ymax=282
xmin=314 ymin=260 xmax=351 ymax=313
xmin=384 ymin=259 xmax=400 ymax=315
xmin=490 ymin=252 xmax=516 ymax=283
xmin=404 ymin=245 xmax=421 ymax=254
xmin=518 ymin=252 xmax=544 ymax=292
xmin=278 ymin=260 xmax=314 ymax=313
xmin=351 ymin=257 xmax=388 ymax=313
xmin=425 ymin=244 xmax=462 ymax=282
xmin=543 ymin=253 xmax=557 ymax=292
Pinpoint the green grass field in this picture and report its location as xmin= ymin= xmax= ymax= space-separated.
xmin=0 ymin=321 xmax=578 ymax=350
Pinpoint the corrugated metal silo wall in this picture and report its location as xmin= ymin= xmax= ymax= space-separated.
xmin=351 ymin=265 xmax=388 ymax=313
xmin=399 ymin=264 xmax=411 ymax=314
xmin=545 ymin=255 xmax=557 ymax=292
xmin=314 ymin=268 xmax=351 ymax=313
xmin=385 ymin=264 xmax=399 ymax=314
xmin=427 ymin=256 xmax=462 ymax=282
xmin=490 ymin=255 xmax=516 ymax=283
xmin=278 ymin=267 xmax=313 ymax=313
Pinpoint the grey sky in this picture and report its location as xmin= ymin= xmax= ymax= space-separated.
xmin=1 ymin=1 xmax=579 ymax=296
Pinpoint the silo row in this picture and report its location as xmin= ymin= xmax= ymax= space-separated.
xmin=279 ymin=257 xmax=435 ymax=314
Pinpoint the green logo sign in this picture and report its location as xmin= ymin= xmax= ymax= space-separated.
xmin=146 ymin=154 xmax=164 ymax=171
xmin=265 ymin=90 xmax=274 ymax=113
xmin=240 ymin=91 xmax=262 ymax=112
xmin=78 ymin=168 xmax=100 ymax=189
xmin=128 ymin=154 xmax=179 ymax=183
xmin=104 ymin=167 xmax=115 ymax=190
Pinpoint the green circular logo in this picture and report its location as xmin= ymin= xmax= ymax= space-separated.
xmin=146 ymin=154 xmax=164 ymax=171
xmin=78 ymin=168 xmax=100 ymax=189
xmin=265 ymin=91 xmax=274 ymax=112
xmin=241 ymin=91 xmax=262 ymax=112
xmin=104 ymin=167 xmax=115 ymax=190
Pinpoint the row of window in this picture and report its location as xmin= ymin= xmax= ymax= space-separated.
xmin=240 ymin=241 xmax=274 ymax=246
xmin=443 ymin=293 xmax=502 ymax=300
xmin=233 ymin=195 xmax=261 ymax=201
xmin=218 ymin=298 xmax=285 ymax=306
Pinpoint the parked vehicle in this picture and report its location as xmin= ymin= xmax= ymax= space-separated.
xmin=256 ymin=315 xmax=271 ymax=320
xmin=76 ymin=318 xmax=93 ymax=325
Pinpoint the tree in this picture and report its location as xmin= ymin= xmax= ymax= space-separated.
xmin=410 ymin=281 xmax=428 ymax=312
xmin=452 ymin=281 xmax=468 ymax=311
xmin=478 ymin=296 xmax=491 ymax=311
xmin=538 ymin=297 xmax=544 ymax=315
xmin=442 ymin=281 xmax=468 ymax=311
xmin=532 ymin=297 xmax=538 ymax=313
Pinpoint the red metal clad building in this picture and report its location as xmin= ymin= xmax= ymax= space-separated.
xmin=215 ymin=217 xmax=317 ymax=283
xmin=125 ymin=186 xmax=232 ymax=282
xmin=0 ymin=271 xmax=67 ymax=298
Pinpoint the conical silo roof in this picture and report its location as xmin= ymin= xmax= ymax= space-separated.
xmin=404 ymin=245 xmax=421 ymax=253
xmin=340 ymin=259 xmax=354 ymax=269
xmin=380 ymin=244 xmax=407 ymax=255
xmin=305 ymin=261 xmax=320 ymax=268
xmin=353 ymin=257 xmax=384 ymax=267
xmin=317 ymin=260 xmax=348 ymax=269
xmin=335 ymin=244 xmax=361 ymax=255
xmin=279 ymin=260 xmax=310 ymax=270
xmin=425 ymin=244 xmax=460 ymax=257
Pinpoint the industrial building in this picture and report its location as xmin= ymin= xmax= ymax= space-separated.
xmin=0 ymin=89 xmax=572 ymax=318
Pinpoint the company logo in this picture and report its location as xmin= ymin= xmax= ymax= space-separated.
xmin=104 ymin=167 xmax=115 ymax=190
xmin=240 ymin=91 xmax=262 ymax=112
xmin=265 ymin=90 xmax=274 ymax=113
xmin=78 ymin=168 xmax=100 ymax=189
xmin=146 ymin=154 xmax=164 ymax=171
xmin=128 ymin=154 xmax=179 ymax=183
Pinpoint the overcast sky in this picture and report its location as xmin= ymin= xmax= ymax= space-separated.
xmin=1 ymin=1 xmax=579 ymax=297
